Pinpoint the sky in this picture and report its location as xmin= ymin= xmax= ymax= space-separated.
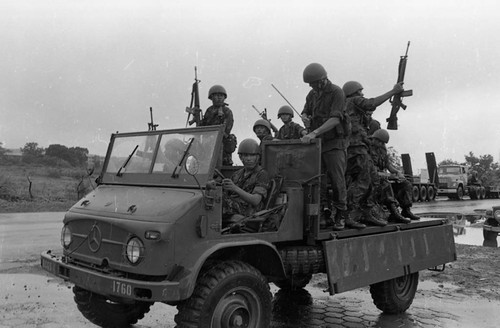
xmin=1 ymin=0 xmax=499 ymax=170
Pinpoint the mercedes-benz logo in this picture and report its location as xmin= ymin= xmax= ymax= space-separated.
xmin=88 ymin=224 xmax=102 ymax=253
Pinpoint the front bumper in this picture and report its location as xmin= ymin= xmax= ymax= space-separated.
xmin=40 ymin=250 xmax=183 ymax=302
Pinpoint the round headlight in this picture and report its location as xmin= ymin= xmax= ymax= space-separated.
xmin=494 ymin=210 xmax=500 ymax=220
xmin=126 ymin=237 xmax=144 ymax=264
xmin=61 ymin=225 xmax=72 ymax=249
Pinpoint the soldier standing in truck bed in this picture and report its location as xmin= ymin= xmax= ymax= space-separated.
xmin=370 ymin=129 xmax=419 ymax=222
xmin=199 ymin=85 xmax=237 ymax=166
xmin=342 ymin=81 xmax=405 ymax=228
xmin=300 ymin=63 xmax=351 ymax=230
xmin=275 ymin=105 xmax=307 ymax=140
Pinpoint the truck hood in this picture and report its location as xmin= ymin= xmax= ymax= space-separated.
xmin=68 ymin=184 xmax=202 ymax=223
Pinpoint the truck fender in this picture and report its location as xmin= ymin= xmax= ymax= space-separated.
xmin=174 ymin=239 xmax=286 ymax=300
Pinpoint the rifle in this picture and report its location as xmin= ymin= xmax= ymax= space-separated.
xmin=148 ymin=107 xmax=158 ymax=131
xmin=386 ymin=41 xmax=413 ymax=130
xmin=252 ymin=105 xmax=279 ymax=135
xmin=271 ymin=83 xmax=310 ymax=132
xmin=185 ymin=66 xmax=202 ymax=126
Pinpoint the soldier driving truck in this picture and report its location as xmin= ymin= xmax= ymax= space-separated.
xmin=41 ymin=120 xmax=456 ymax=328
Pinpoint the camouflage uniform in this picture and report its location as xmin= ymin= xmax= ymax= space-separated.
xmin=200 ymin=105 xmax=236 ymax=166
xmin=302 ymin=80 xmax=348 ymax=213
xmin=277 ymin=121 xmax=306 ymax=140
xmin=222 ymin=166 xmax=269 ymax=218
xmin=345 ymin=97 xmax=380 ymax=221
xmin=370 ymin=142 xmax=412 ymax=209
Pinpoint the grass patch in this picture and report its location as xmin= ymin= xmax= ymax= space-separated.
xmin=0 ymin=164 xmax=97 ymax=212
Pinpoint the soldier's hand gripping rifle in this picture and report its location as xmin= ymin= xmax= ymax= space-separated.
xmin=386 ymin=41 xmax=413 ymax=130
xmin=185 ymin=66 xmax=202 ymax=126
xmin=252 ymin=105 xmax=279 ymax=135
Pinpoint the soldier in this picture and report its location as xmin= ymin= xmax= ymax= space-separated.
xmin=342 ymin=81 xmax=405 ymax=228
xmin=276 ymin=105 xmax=307 ymax=140
xmin=300 ymin=63 xmax=360 ymax=230
xmin=222 ymin=138 xmax=270 ymax=227
xmin=370 ymin=129 xmax=418 ymax=222
xmin=199 ymin=85 xmax=237 ymax=166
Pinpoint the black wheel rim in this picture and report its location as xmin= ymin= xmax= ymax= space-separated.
xmin=212 ymin=287 xmax=261 ymax=328
xmin=394 ymin=274 xmax=415 ymax=299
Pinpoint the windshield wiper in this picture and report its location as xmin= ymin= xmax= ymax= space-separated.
xmin=116 ymin=145 xmax=139 ymax=177
xmin=172 ymin=138 xmax=194 ymax=178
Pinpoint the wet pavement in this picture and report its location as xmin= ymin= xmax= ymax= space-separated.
xmin=269 ymin=281 xmax=497 ymax=328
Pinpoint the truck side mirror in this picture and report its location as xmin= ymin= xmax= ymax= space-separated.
xmin=185 ymin=155 xmax=199 ymax=175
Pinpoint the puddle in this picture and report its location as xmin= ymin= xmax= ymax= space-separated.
xmin=419 ymin=211 xmax=499 ymax=248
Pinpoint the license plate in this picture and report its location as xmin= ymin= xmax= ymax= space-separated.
xmin=41 ymin=258 xmax=57 ymax=274
xmin=111 ymin=280 xmax=133 ymax=296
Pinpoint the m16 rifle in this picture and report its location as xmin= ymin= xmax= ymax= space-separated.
xmin=252 ymin=105 xmax=279 ymax=135
xmin=386 ymin=41 xmax=413 ymax=130
xmin=148 ymin=107 xmax=158 ymax=131
xmin=185 ymin=66 xmax=202 ymax=126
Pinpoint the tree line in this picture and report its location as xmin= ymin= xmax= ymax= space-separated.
xmin=0 ymin=141 xmax=101 ymax=169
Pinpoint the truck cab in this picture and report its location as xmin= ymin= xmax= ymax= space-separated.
xmin=41 ymin=125 xmax=456 ymax=328
xmin=437 ymin=164 xmax=487 ymax=200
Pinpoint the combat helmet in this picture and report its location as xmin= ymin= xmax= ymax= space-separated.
xmin=238 ymin=138 xmax=260 ymax=155
xmin=372 ymin=129 xmax=390 ymax=143
xmin=342 ymin=81 xmax=363 ymax=97
xmin=253 ymin=119 xmax=271 ymax=133
xmin=277 ymin=105 xmax=294 ymax=118
xmin=303 ymin=63 xmax=327 ymax=83
xmin=208 ymin=85 xmax=227 ymax=99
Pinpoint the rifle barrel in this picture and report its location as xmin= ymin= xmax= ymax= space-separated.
xmin=270 ymin=84 xmax=301 ymax=117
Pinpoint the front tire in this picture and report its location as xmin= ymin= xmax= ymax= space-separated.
xmin=175 ymin=260 xmax=271 ymax=328
xmin=456 ymin=186 xmax=464 ymax=200
xmin=73 ymin=286 xmax=152 ymax=328
xmin=369 ymin=272 xmax=419 ymax=314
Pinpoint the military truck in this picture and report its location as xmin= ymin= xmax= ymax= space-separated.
xmin=483 ymin=205 xmax=500 ymax=247
xmin=437 ymin=164 xmax=500 ymax=200
xmin=401 ymin=152 xmax=438 ymax=202
xmin=40 ymin=125 xmax=456 ymax=328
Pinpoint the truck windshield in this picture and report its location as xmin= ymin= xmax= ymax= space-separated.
xmin=438 ymin=167 xmax=460 ymax=175
xmin=102 ymin=127 xmax=221 ymax=186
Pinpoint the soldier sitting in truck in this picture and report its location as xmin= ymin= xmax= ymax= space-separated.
xmin=370 ymin=129 xmax=419 ymax=222
xmin=222 ymin=138 xmax=270 ymax=230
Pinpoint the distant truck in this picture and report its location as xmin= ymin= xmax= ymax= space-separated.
xmin=40 ymin=125 xmax=456 ymax=328
xmin=401 ymin=152 xmax=438 ymax=202
xmin=436 ymin=164 xmax=500 ymax=200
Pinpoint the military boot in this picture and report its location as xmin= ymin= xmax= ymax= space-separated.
xmin=362 ymin=207 xmax=387 ymax=227
xmin=344 ymin=208 xmax=366 ymax=230
xmin=401 ymin=207 xmax=420 ymax=220
xmin=319 ymin=208 xmax=333 ymax=229
xmin=388 ymin=203 xmax=411 ymax=224
xmin=332 ymin=209 xmax=346 ymax=231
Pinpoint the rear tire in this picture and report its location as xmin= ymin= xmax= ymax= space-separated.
xmin=174 ymin=261 xmax=271 ymax=328
xmin=73 ymin=286 xmax=152 ymax=328
xmin=427 ymin=186 xmax=436 ymax=201
xmin=412 ymin=186 xmax=420 ymax=202
xmin=370 ymin=272 xmax=419 ymax=314
xmin=419 ymin=186 xmax=427 ymax=202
